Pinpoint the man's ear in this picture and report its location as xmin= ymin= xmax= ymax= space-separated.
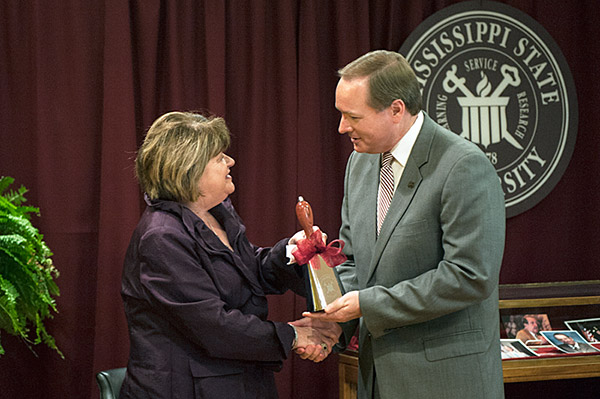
xmin=390 ymin=99 xmax=405 ymax=118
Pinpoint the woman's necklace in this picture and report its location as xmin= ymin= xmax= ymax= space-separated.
xmin=201 ymin=213 xmax=233 ymax=251
xmin=186 ymin=203 xmax=233 ymax=250
xmin=202 ymin=217 xmax=217 ymax=231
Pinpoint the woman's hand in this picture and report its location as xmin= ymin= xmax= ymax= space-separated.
xmin=288 ymin=226 xmax=327 ymax=246
xmin=289 ymin=318 xmax=342 ymax=362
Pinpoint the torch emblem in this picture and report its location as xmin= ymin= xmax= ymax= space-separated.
xmin=443 ymin=64 xmax=523 ymax=150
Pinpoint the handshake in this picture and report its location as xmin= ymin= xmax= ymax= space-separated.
xmin=288 ymin=317 xmax=342 ymax=363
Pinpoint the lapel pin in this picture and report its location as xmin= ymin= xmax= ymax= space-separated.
xmin=408 ymin=181 xmax=415 ymax=189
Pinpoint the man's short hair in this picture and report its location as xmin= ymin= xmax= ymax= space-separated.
xmin=338 ymin=50 xmax=422 ymax=114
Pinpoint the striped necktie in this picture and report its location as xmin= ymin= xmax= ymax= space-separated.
xmin=377 ymin=151 xmax=395 ymax=235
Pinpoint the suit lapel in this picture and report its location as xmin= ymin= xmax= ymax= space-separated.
xmin=366 ymin=115 xmax=436 ymax=283
xmin=361 ymin=156 xmax=379 ymax=248
xmin=346 ymin=153 xmax=379 ymax=287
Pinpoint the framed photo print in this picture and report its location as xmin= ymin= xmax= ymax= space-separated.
xmin=501 ymin=313 xmax=552 ymax=345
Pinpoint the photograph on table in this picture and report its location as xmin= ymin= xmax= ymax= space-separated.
xmin=501 ymin=313 xmax=552 ymax=346
xmin=500 ymin=339 xmax=539 ymax=359
xmin=542 ymin=330 xmax=600 ymax=354
xmin=564 ymin=317 xmax=600 ymax=343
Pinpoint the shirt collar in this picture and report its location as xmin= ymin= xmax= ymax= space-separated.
xmin=388 ymin=111 xmax=423 ymax=167
xmin=145 ymin=194 xmax=239 ymax=240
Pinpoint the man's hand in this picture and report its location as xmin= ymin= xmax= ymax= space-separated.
xmin=291 ymin=317 xmax=342 ymax=344
xmin=289 ymin=318 xmax=341 ymax=362
xmin=302 ymin=290 xmax=361 ymax=323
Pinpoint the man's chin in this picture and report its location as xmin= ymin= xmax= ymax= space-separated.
xmin=354 ymin=146 xmax=381 ymax=154
xmin=352 ymin=142 xmax=368 ymax=153
xmin=352 ymin=141 xmax=383 ymax=154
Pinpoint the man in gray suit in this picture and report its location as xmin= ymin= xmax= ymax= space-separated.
xmin=305 ymin=50 xmax=505 ymax=398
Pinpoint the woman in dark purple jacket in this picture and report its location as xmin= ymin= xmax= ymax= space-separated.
xmin=120 ymin=111 xmax=340 ymax=398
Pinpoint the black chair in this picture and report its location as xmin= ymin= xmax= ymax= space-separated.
xmin=96 ymin=367 xmax=126 ymax=399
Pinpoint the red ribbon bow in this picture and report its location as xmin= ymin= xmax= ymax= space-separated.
xmin=291 ymin=229 xmax=347 ymax=269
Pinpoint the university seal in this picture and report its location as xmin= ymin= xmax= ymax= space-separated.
xmin=400 ymin=1 xmax=578 ymax=217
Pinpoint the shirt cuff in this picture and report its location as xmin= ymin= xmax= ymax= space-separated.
xmin=286 ymin=244 xmax=297 ymax=264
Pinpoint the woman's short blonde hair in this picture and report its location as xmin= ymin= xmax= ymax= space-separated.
xmin=135 ymin=111 xmax=231 ymax=203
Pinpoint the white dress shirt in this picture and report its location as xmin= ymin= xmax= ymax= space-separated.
xmin=387 ymin=111 xmax=424 ymax=191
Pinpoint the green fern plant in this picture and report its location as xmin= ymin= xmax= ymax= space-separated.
xmin=0 ymin=176 xmax=62 ymax=357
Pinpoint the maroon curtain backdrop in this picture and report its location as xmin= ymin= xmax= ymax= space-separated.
xmin=0 ymin=1 xmax=598 ymax=398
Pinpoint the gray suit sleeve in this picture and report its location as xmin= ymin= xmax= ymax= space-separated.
xmin=334 ymin=152 xmax=361 ymax=346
